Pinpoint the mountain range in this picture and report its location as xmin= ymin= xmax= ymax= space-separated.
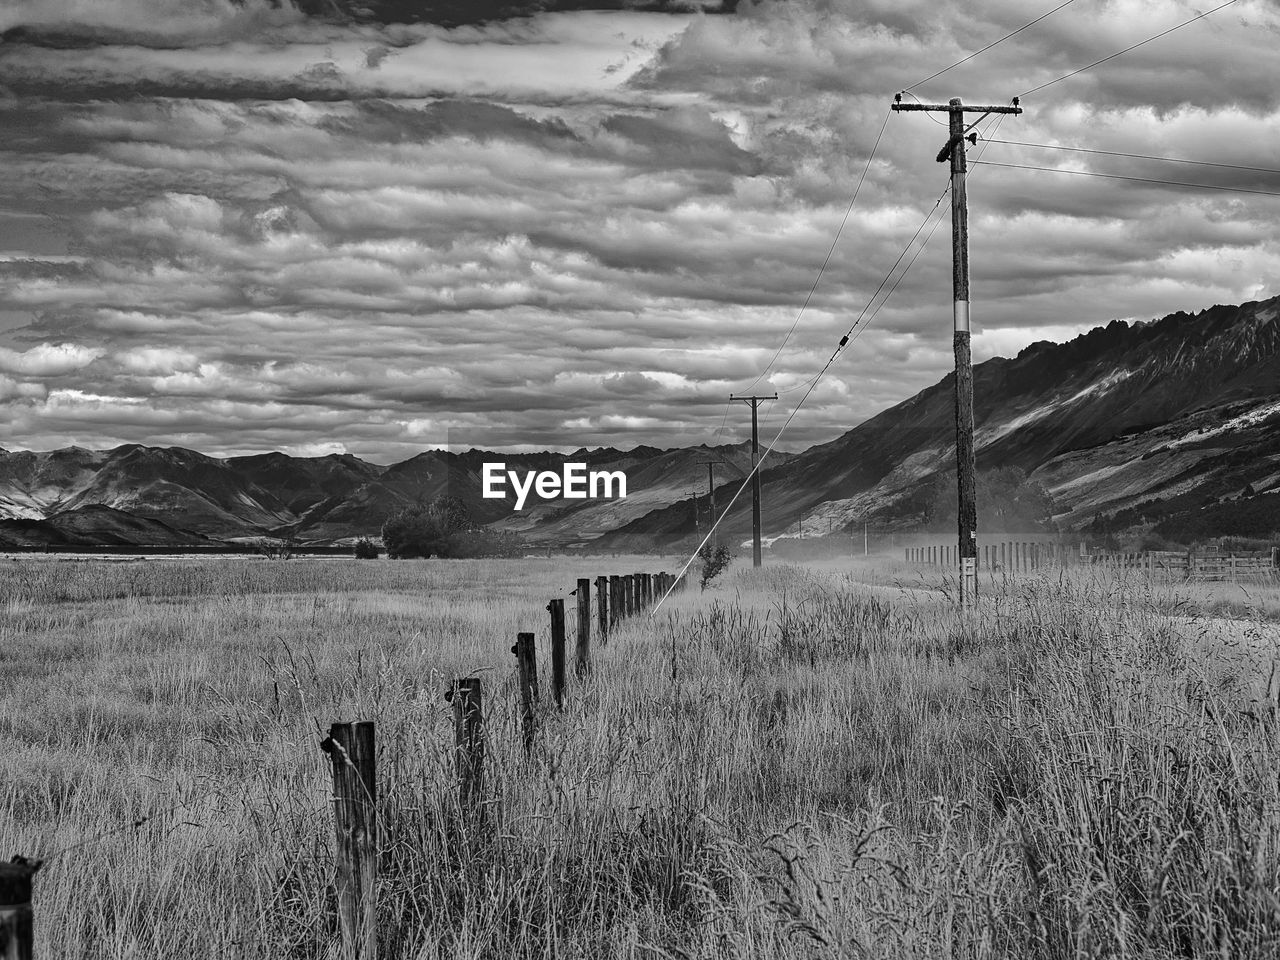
xmin=2 ymin=294 xmax=1277 ymax=550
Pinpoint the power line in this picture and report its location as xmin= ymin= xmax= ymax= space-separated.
xmin=903 ymin=0 xmax=1080 ymax=92
xmin=711 ymin=397 xmax=732 ymax=440
xmin=902 ymin=89 xmax=948 ymax=125
xmin=981 ymin=137 xmax=1280 ymax=177
xmin=745 ymin=109 xmax=893 ymax=391
xmin=653 ymin=184 xmax=958 ymax=612
xmin=836 ymin=114 xmax=1008 ymax=363
xmin=971 ymin=159 xmax=1280 ymax=199
xmin=772 ymin=186 xmax=951 ymax=399
xmin=1018 ymin=0 xmax=1243 ymax=98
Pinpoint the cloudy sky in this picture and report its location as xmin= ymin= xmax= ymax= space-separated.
xmin=1 ymin=0 xmax=1277 ymax=462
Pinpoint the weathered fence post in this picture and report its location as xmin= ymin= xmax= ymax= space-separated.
xmin=449 ymin=678 xmax=485 ymax=813
xmin=625 ymin=575 xmax=636 ymax=617
xmin=595 ymin=575 xmax=609 ymax=645
xmin=512 ymin=633 xmax=538 ymax=755
xmin=575 ymin=578 xmax=591 ymax=679
xmin=548 ymin=599 xmax=566 ymax=708
xmin=609 ymin=575 xmax=621 ymax=626
xmin=0 ymin=858 xmax=39 ymax=960
xmin=321 ymin=721 xmax=377 ymax=960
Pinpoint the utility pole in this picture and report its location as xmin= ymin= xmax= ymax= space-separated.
xmin=891 ymin=93 xmax=1021 ymax=605
xmin=863 ymin=520 xmax=868 ymax=557
xmin=698 ymin=459 xmax=725 ymax=546
xmin=730 ymin=393 xmax=777 ymax=568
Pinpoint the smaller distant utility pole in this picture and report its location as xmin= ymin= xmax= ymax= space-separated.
xmin=864 ymin=521 xmax=868 ymax=557
xmin=730 ymin=393 xmax=777 ymax=568
xmin=698 ymin=459 xmax=725 ymax=546
xmin=891 ymin=93 xmax=1022 ymax=606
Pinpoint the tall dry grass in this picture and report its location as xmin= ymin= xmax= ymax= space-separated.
xmin=0 ymin=555 xmax=1277 ymax=957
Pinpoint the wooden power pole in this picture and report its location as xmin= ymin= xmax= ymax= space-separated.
xmin=730 ymin=394 xmax=777 ymax=568
xmin=890 ymin=94 xmax=1021 ymax=605
xmin=698 ymin=459 xmax=725 ymax=546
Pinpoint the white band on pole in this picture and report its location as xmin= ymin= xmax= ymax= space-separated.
xmin=953 ymin=299 xmax=970 ymax=333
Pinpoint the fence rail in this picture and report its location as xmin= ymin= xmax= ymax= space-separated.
xmin=904 ymin=542 xmax=1280 ymax=583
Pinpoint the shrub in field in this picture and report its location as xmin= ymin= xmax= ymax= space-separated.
xmin=382 ymin=506 xmax=449 ymax=558
xmin=382 ymin=496 xmax=525 ymax=558
xmin=382 ymin=496 xmax=473 ymax=558
xmin=353 ymin=538 xmax=380 ymax=559
xmin=256 ymin=535 xmax=296 ymax=559
xmin=698 ymin=542 xmax=732 ymax=590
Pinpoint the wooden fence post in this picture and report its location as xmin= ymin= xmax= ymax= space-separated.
xmin=0 ymin=858 xmax=39 ymax=960
xmin=609 ymin=576 xmax=621 ymax=626
xmin=450 ymin=678 xmax=484 ymax=812
xmin=625 ymin=576 xmax=636 ymax=617
xmin=575 ymin=578 xmax=591 ymax=679
xmin=595 ymin=575 xmax=609 ymax=645
xmin=512 ymin=633 xmax=538 ymax=755
xmin=321 ymin=721 xmax=377 ymax=960
xmin=548 ymin=598 xmax=566 ymax=708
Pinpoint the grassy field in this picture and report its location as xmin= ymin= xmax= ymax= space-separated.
xmin=2 ymin=553 xmax=1279 ymax=958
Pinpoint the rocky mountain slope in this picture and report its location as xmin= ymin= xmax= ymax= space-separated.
xmin=603 ymin=295 xmax=1280 ymax=548
xmin=0 ymin=504 xmax=212 ymax=547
